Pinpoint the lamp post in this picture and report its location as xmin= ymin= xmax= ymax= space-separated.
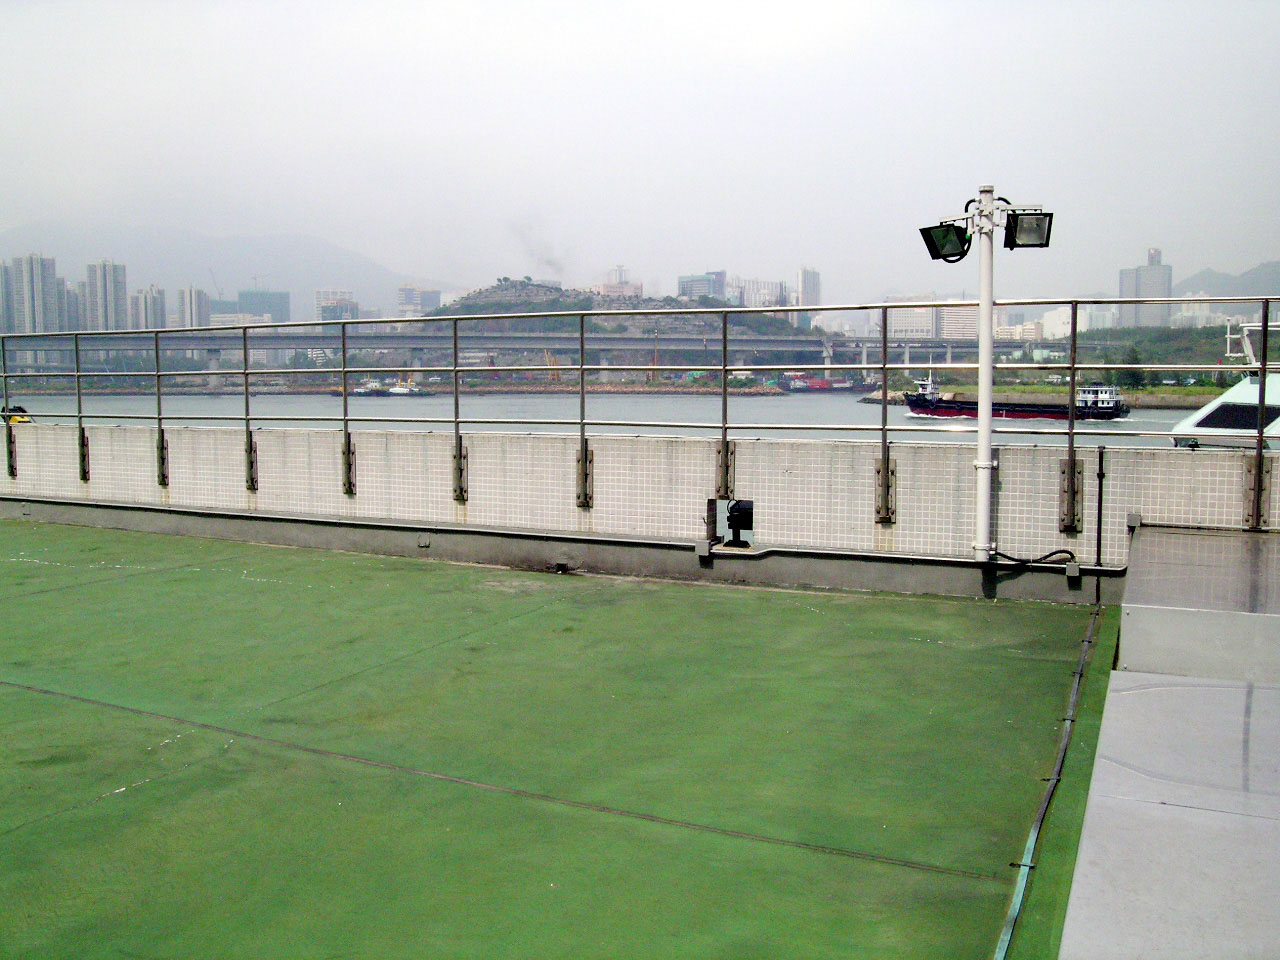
xmin=920 ymin=185 xmax=1053 ymax=562
xmin=974 ymin=185 xmax=996 ymax=564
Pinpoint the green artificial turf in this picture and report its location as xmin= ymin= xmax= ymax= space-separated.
xmin=0 ymin=520 xmax=1101 ymax=959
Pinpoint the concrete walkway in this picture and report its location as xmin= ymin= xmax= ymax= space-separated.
xmin=1060 ymin=527 xmax=1280 ymax=959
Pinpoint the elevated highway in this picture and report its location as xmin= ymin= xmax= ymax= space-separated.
xmin=5 ymin=329 xmax=1056 ymax=367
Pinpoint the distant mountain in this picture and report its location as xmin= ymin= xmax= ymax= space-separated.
xmin=0 ymin=220 xmax=456 ymax=320
xmin=1174 ymin=261 xmax=1280 ymax=298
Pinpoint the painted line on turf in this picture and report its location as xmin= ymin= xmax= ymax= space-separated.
xmin=1 ymin=679 xmax=1000 ymax=883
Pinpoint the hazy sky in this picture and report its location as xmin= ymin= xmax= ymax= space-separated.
xmin=4 ymin=0 xmax=1277 ymax=301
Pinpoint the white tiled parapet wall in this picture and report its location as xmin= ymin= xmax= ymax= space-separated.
xmin=2 ymin=424 xmax=1274 ymax=565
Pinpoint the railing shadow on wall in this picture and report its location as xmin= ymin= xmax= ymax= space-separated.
xmin=1 ymin=296 xmax=1274 ymax=577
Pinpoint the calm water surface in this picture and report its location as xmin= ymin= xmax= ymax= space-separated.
xmin=9 ymin=390 xmax=1188 ymax=448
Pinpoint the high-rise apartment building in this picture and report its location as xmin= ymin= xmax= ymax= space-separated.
xmin=726 ymin=276 xmax=791 ymax=309
xmin=9 ymin=255 xmax=61 ymax=334
xmin=791 ymin=267 xmax=822 ymax=330
xmin=238 ymin=290 xmax=290 ymax=324
xmin=1118 ymin=248 xmax=1173 ymax=327
xmin=318 ymin=299 xmax=360 ymax=322
xmin=796 ymin=268 xmax=821 ymax=307
xmin=887 ymin=305 xmax=937 ymax=339
xmin=395 ymin=285 xmax=441 ymax=318
xmin=937 ymin=303 xmax=979 ymax=339
xmin=176 ymin=287 xmax=212 ymax=328
xmin=590 ymin=266 xmax=644 ymax=299
xmin=315 ymin=289 xmax=354 ymax=321
xmin=86 ymin=260 xmax=128 ymax=331
xmin=0 ymin=264 xmax=13 ymax=332
xmin=63 ymin=281 xmax=83 ymax=331
xmin=129 ymin=286 xmax=167 ymax=329
xmin=677 ymin=271 xmax=727 ymax=301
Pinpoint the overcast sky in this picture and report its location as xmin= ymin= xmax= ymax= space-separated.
xmin=4 ymin=0 xmax=1277 ymax=301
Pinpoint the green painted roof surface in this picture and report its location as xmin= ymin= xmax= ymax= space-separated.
xmin=0 ymin=520 xmax=1105 ymax=959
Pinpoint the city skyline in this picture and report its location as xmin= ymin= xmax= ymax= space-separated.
xmin=1 ymin=240 xmax=1260 ymax=338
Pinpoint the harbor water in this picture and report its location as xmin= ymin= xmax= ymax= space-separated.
xmin=8 ymin=390 xmax=1189 ymax=447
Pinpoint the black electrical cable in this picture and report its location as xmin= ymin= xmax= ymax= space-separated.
xmin=990 ymin=548 xmax=1077 ymax=567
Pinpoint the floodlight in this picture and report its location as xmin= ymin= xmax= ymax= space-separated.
xmin=1004 ymin=211 xmax=1053 ymax=249
xmin=920 ymin=223 xmax=971 ymax=262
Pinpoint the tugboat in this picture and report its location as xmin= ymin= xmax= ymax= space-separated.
xmin=387 ymin=378 xmax=422 ymax=396
xmin=904 ymin=374 xmax=1129 ymax=420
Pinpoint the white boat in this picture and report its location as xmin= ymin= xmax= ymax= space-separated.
xmin=387 ymin=378 xmax=421 ymax=395
xmin=1171 ymin=373 xmax=1280 ymax=448
xmin=1171 ymin=321 xmax=1280 ymax=448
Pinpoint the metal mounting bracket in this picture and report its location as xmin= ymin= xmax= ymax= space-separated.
xmin=245 ymin=434 xmax=258 ymax=492
xmin=156 ymin=427 xmax=169 ymax=487
xmin=1059 ymin=457 xmax=1083 ymax=532
xmin=576 ymin=445 xmax=593 ymax=508
xmin=716 ymin=440 xmax=736 ymax=499
xmin=875 ymin=458 xmax=897 ymax=524
xmin=1244 ymin=455 xmax=1272 ymax=527
xmin=78 ymin=427 xmax=90 ymax=482
xmin=453 ymin=443 xmax=469 ymax=502
xmin=342 ymin=432 xmax=356 ymax=496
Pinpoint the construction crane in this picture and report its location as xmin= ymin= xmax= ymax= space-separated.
xmin=251 ymin=274 xmax=273 ymax=290
xmin=544 ymin=350 xmax=562 ymax=383
xmin=208 ymin=269 xmax=223 ymax=299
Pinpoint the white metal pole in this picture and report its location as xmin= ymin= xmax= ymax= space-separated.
xmin=974 ymin=184 xmax=996 ymax=562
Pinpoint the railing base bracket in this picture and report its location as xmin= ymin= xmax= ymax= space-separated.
xmin=453 ymin=443 xmax=469 ymax=503
xmin=156 ymin=428 xmax=169 ymax=487
xmin=576 ymin=445 xmax=593 ymax=509
xmin=875 ymin=458 xmax=896 ymax=524
xmin=1059 ymin=457 xmax=1083 ymax=533
xmin=1244 ymin=455 xmax=1272 ymax=528
xmin=716 ymin=440 xmax=735 ymax=500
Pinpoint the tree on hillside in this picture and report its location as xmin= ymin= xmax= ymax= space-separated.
xmin=1097 ymin=349 xmax=1116 ymax=385
xmin=1119 ymin=345 xmax=1146 ymax=388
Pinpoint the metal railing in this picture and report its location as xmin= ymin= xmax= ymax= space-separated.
xmin=1 ymin=295 xmax=1274 ymax=528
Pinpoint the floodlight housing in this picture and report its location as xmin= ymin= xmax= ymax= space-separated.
xmin=1004 ymin=211 xmax=1053 ymax=250
xmin=920 ymin=223 xmax=971 ymax=262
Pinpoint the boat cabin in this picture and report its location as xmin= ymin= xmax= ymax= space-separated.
xmin=912 ymin=375 xmax=941 ymax=401
xmin=1074 ymin=383 xmax=1124 ymax=411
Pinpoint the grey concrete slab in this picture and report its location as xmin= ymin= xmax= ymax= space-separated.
xmin=1121 ymin=527 xmax=1280 ymax=682
xmin=1124 ymin=527 xmax=1280 ymax=615
xmin=1059 ymin=671 xmax=1280 ymax=960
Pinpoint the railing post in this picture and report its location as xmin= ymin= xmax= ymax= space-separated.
xmin=716 ymin=311 xmax=734 ymax=499
xmin=339 ymin=321 xmax=355 ymax=495
xmin=1247 ymin=299 xmax=1271 ymax=529
xmin=576 ymin=314 xmax=592 ymax=508
xmin=242 ymin=327 xmax=257 ymax=491
xmin=1095 ymin=445 xmax=1107 ymax=571
xmin=876 ymin=306 xmax=895 ymax=523
xmin=452 ymin=317 xmax=467 ymax=502
xmin=1060 ymin=301 xmax=1082 ymax=532
xmin=154 ymin=329 xmax=168 ymax=486
xmin=74 ymin=333 xmax=89 ymax=482
xmin=1 ymin=335 xmax=14 ymax=478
